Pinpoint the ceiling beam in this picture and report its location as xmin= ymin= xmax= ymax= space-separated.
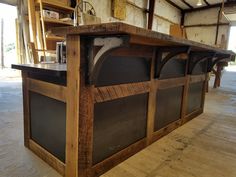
xmin=165 ymin=0 xmax=183 ymax=11
xmin=203 ymin=0 xmax=210 ymax=6
xmin=181 ymin=0 xmax=193 ymax=9
xmin=148 ymin=0 xmax=155 ymax=30
xmin=184 ymin=1 xmax=236 ymax=13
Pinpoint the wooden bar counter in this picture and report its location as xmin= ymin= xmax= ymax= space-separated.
xmin=12 ymin=22 xmax=235 ymax=177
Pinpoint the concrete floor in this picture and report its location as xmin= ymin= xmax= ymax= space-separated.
xmin=1 ymin=68 xmax=236 ymax=177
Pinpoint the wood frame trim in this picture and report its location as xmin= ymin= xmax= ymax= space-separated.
xmin=189 ymin=74 xmax=206 ymax=83
xmin=77 ymin=38 xmax=94 ymax=176
xmin=151 ymin=119 xmax=182 ymax=143
xmin=94 ymin=81 xmax=151 ymax=103
xmin=181 ymin=75 xmax=190 ymax=122
xmin=65 ymin=35 xmax=81 ymax=177
xmin=29 ymin=139 xmax=65 ymax=175
xmin=156 ymin=77 xmax=186 ymax=89
xmin=27 ymin=78 xmax=67 ymax=102
xmin=22 ymin=71 xmax=30 ymax=148
xmin=90 ymin=138 xmax=146 ymax=177
xmin=182 ymin=108 xmax=203 ymax=124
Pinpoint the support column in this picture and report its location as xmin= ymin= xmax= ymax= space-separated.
xmin=66 ymin=35 xmax=81 ymax=177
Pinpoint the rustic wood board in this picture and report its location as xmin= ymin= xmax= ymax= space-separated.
xmin=52 ymin=22 xmax=234 ymax=55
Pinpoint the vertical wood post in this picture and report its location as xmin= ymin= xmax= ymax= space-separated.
xmin=181 ymin=75 xmax=190 ymax=124
xmin=27 ymin=0 xmax=37 ymax=48
xmin=22 ymin=71 xmax=30 ymax=147
xmin=146 ymin=49 xmax=157 ymax=145
xmin=66 ymin=35 xmax=81 ymax=177
xmin=147 ymin=0 xmax=155 ymax=30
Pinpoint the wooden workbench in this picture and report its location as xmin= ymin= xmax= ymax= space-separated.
xmin=12 ymin=22 xmax=235 ymax=177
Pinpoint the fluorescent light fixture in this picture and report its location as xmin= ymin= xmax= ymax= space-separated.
xmin=197 ymin=0 xmax=202 ymax=6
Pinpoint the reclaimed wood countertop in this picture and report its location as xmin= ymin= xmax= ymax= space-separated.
xmin=52 ymin=22 xmax=235 ymax=56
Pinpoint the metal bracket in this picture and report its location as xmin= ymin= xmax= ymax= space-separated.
xmin=155 ymin=46 xmax=191 ymax=78
xmin=88 ymin=35 xmax=129 ymax=84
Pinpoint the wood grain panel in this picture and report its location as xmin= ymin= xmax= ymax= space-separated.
xmin=27 ymin=78 xmax=67 ymax=102
xmin=94 ymin=81 xmax=150 ymax=103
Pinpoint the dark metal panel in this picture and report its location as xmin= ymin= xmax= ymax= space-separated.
xmin=154 ymin=86 xmax=183 ymax=131
xmin=95 ymin=56 xmax=151 ymax=87
xmin=93 ymin=94 xmax=148 ymax=164
xmin=192 ymin=60 xmax=207 ymax=75
xmin=30 ymin=92 xmax=66 ymax=162
xmin=187 ymin=81 xmax=204 ymax=114
xmin=159 ymin=58 xmax=186 ymax=79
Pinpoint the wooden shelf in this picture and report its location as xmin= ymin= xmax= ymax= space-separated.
xmin=43 ymin=18 xmax=73 ymax=26
xmin=35 ymin=0 xmax=74 ymax=13
xmin=46 ymin=36 xmax=65 ymax=41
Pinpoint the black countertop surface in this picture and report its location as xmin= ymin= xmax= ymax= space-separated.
xmin=12 ymin=63 xmax=66 ymax=77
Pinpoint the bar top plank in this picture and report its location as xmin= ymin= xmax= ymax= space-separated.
xmin=52 ymin=22 xmax=234 ymax=55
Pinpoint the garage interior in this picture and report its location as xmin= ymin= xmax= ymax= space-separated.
xmin=1 ymin=0 xmax=236 ymax=177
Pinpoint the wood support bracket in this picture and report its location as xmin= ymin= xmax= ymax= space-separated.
xmin=207 ymin=53 xmax=231 ymax=72
xmin=155 ymin=46 xmax=191 ymax=78
xmin=88 ymin=35 xmax=129 ymax=84
xmin=188 ymin=51 xmax=215 ymax=74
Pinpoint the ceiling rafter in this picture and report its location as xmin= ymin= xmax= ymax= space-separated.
xmin=181 ymin=0 xmax=193 ymax=9
xmin=184 ymin=1 xmax=236 ymax=13
xmin=165 ymin=0 xmax=183 ymax=11
xmin=203 ymin=0 xmax=210 ymax=6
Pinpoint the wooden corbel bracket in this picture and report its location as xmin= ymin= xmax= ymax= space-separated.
xmin=188 ymin=51 xmax=216 ymax=74
xmin=88 ymin=35 xmax=130 ymax=84
xmin=207 ymin=53 xmax=232 ymax=72
xmin=155 ymin=46 xmax=191 ymax=78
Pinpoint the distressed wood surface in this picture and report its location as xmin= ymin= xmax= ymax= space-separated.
xmin=27 ymin=78 xmax=67 ymax=102
xmin=65 ymin=35 xmax=80 ymax=177
xmin=52 ymin=22 xmax=235 ymax=55
xmin=94 ymin=82 xmax=150 ymax=103
xmin=146 ymin=50 xmax=157 ymax=145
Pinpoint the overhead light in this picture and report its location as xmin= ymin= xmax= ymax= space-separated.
xmin=197 ymin=0 xmax=202 ymax=6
